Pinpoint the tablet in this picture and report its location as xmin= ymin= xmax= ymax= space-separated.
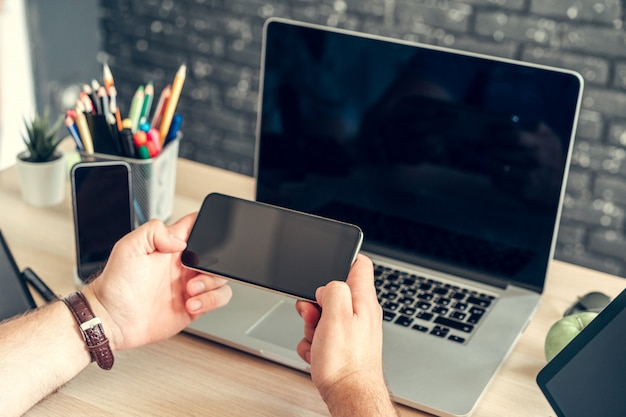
xmin=0 ymin=230 xmax=36 ymax=321
xmin=536 ymin=288 xmax=626 ymax=417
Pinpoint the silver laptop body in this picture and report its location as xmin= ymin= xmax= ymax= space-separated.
xmin=186 ymin=18 xmax=583 ymax=417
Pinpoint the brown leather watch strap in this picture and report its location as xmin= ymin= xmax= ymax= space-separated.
xmin=63 ymin=292 xmax=114 ymax=370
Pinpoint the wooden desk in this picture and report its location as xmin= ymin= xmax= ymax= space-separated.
xmin=1 ymin=157 xmax=625 ymax=416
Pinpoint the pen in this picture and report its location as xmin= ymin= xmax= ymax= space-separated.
xmin=159 ymin=64 xmax=186 ymax=145
xmin=22 ymin=267 xmax=58 ymax=302
xmin=128 ymin=85 xmax=145 ymax=133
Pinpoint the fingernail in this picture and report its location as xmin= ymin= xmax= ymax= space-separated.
xmin=189 ymin=279 xmax=206 ymax=295
xmin=188 ymin=299 xmax=202 ymax=312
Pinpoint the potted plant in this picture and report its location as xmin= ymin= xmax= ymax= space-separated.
xmin=16 ymin=108 xmax=66 ymax=206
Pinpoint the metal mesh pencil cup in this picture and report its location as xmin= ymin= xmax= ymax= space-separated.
xmin=79 ymin=136 xmax=180 ymax=224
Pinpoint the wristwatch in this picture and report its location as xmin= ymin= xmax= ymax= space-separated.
xmin=63 ymin=291 xmax=114 ymax=370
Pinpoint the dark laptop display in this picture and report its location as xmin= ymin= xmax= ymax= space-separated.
xmin=255 ymin=20 xmax=581 ymax=292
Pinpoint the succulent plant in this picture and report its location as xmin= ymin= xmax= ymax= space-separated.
xmin=20 ymin=108 xmax=64 ymax=163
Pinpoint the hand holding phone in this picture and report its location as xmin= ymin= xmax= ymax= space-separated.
xmin=181 ymin=193 xmax=363 ymax=301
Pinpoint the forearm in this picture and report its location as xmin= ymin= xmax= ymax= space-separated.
xmin=0 ymin=301 xmax=91 ymax=417
xmin=321 ymin=373 xmax=400 ymax=417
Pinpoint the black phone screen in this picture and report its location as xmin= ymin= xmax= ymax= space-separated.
xmin=181 ymin=193 xmax=363 ymax=301
xmin=0 ymin=230 xmax=36 ymax=321
xmin=71 ymin=161 xmax=134 ymax=282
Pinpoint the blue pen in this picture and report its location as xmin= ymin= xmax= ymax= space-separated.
xmin=165 ymin=113 xmax=183 ymax=144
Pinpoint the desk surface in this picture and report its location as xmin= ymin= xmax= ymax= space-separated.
xmin=1 ymin=156 xmax=625 ymax=417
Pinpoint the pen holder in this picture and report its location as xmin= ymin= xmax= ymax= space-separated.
xmin=79 ymin=135 xmax=180 ymax=224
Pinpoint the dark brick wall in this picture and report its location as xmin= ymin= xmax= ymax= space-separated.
xmin=100 ymin=0 xmax=626 ymax=278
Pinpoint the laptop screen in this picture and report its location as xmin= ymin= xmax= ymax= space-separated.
xmin=255 ymin=19 xmax=582 ymax=291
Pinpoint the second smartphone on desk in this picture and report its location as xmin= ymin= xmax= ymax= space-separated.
xmin=181 ymin=193 xmax=364 ymax=301
xmin=70 ymin=161 xmax=134 ymax=284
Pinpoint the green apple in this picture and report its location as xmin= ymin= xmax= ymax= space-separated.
xmin=544 ymin=311 xmax=598 ymax=362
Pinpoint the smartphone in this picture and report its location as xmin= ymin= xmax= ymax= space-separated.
xmin=181 ymin=193 xmax=363 ymax=301
xmin=71 ymin=161 xmax=134 ymax=283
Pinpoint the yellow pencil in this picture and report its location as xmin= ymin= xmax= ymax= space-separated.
xmin=159 ymin=64 xmax=186 ymax=145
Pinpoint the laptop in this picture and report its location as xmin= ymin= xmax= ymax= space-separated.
xmin=537 ymin=289 xmax=626 ymax=417
xmin=186 ymin=18 xmax=583 ymax=416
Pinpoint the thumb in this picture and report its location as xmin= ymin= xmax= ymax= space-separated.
xmin=316 ymin=281 xmax=353 ymax=318
xmin=145 ymin=219 xmax=188 ymax=254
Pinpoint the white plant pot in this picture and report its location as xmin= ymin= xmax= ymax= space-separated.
xmin=16 ymin=151 xmax=66 ymax=207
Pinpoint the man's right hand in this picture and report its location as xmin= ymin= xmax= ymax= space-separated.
xmin=295 ymin=254 xmax=399 ymax=417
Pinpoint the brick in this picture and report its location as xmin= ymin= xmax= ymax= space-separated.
xmin=588 ymin=229 xmax=626 ymax=259
xmin=462 ymin=0 xmax=525 ymax=10
xmin=560 ymin=24 xmax=626 ymax=59
xmin=574 ymin=109 xmax=603 ymax=141
xmin=581 ymin=87 xmax=626 ymax=118
xmin=594 ymin=174 xmax=626 ymax=205
xmin=475 ymin=11 xmax=560 ymax=45
xmin=555 ymin=222 xmax=587 ymax=246
xmin=564 ymin=168 xmax=593 ymax=198
xmin=321 ymin=0 xmax=388 ymax=17
xmin=520 ymin=46 xmax=609 ymax=85
xmin=530 ymin=0 xmax=621 ymax=25
xmin=554 ymin=244 xmax=624 ymax=276
xmin=560 ymin=194 xmax=625 ymax=229
xmin=613 ymin=61 xmax=626 ymax=89
xmin=394 ymin=0 xmax=472 ymax=33
xmin=606 ymin=120 xmax=626 ymax=147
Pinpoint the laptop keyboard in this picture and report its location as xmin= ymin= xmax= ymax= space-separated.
xmin=374 ymin=263 xmax=497 ymax=344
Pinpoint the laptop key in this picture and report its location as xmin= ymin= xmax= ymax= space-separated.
xmin=416 ymin=301 xmax=431 ymax=310
xmin=467 ymin=295 xmax=492 ymax=308
xmin=411 ymin=324 xmax=428 ymax=332
xmin=383 ymin=310 xmax=396 ymax=321
xmin=430 ymin=325 xmax=449 ymax=337
xmin=434 ymin=316 xmax=474 ymax=333
xmin=417 ymin=311 xmax=434 ymax=321
xmin=467 ymin=313 xmax=483 ymax=325
xmin=400 ymin=306 xmax=417 ymax=316
xmin=432 ymin=306 xmax=449 ymax=315
xmin=395 ymin=316 xmax=413 ymax=327
xmin=417 ymin=293 xmax=434 ymax=301
xmin=450 ymin=311 xmax=467 ymax=321
xmin=383 ymin=301 xmax=399 ymax=311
